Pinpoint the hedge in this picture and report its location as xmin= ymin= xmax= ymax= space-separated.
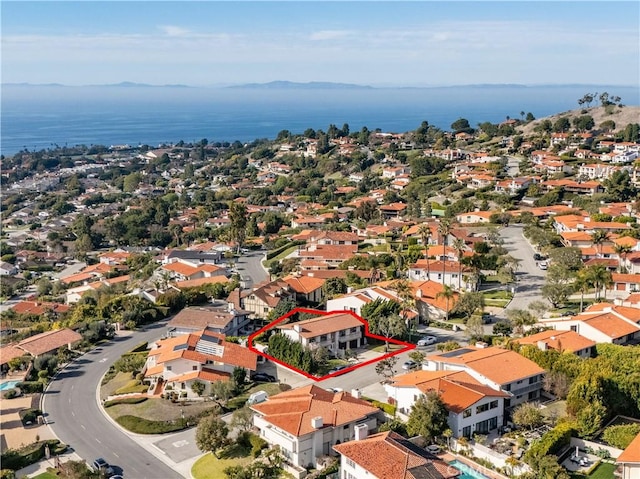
xmin=19 ymin=409 xmax=42 ymax=426
xmin=524 ymin=422 xmax=575 ymax=465
xmin=129 ymin=341 xmax=148 ymax=353
xmin=0 ymin=440 xmax=64 ymax=471
xmin=115 ymin=415 xmax=188 ymax=434
xmin=371 ymin=400 xmax=397 ymax=416
xmin=17 ymin=381 xmax=44 ymax=393
xmin=266 ymin=240 xmax=305 ymax=260
xmin=104 ymin=397 xmax=148 ymax=407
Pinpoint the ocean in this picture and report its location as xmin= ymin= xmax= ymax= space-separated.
xmin=2 ymin=84 xmax=638 ymax=156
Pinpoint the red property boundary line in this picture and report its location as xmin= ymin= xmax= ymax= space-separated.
xmin=247 ymin=307 xmax=415 ymax=381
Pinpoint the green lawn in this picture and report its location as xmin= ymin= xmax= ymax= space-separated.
xmin=32 ymin=473 xmax=59 ymax=479
xmin=571 ymin=461 xmax=616 ymax=479
xmin=263 ymin=245 xmax=299 ymax=268
xmin=191 ymin=451 xmax=253 ymax=479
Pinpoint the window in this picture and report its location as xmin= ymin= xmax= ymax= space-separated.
xmin=166 ymin=366 xmax=172 ymax=371
xmin=528 ymin=390 xmax=538 ymax=400
xmin=463 ymin=426 xmax=472 ymax=438
xmin=343 ymin=424 xmax=349 ymax=430
xmin=489 ymin=417 xmax=498 ymax=430
xmin=476 ymin=404 xmax=489 ymax=414
xmin=192 ymin=365 xmax=198 ymax=371
xmin=263 ymin=307 xmax=268 ymax=313
xmin=504 ymin=384 xmax=511 ymax=391
xmin=463 ymin=408 xmax=472 ymax=418
xmin=529 ymin=376 xmax=538 ymax=384
xmin=490 ymin=400 xmax=498 ymax=409
xmin=346 ymin=458 xmax=356 ymax=468
xmin=320 ymin=335 xmax=327 ymax=341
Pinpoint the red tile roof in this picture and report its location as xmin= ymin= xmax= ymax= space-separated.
xmin=333 ymin=431 xmax=460 ymax=479
xmin=278 ymin=312 xmax=363 ymax=339
xmin=17 ymin=328 xmax=83 ymax=357
xmin=250 ymin=384 xmax=379 ymax=437
xmin=617 ymin=431 xmax=640 ymax=464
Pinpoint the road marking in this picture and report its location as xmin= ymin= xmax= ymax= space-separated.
xmin=172 ymin=440 xmax=188 ymax=448
xmin=70 ymin=385 xmax=74 ymax=390
xmin=71 ymin=412 xmax=75 ymax=417
xmin=95 ymin=438 xmax=101 ymax=444
xmin=113 ymin=452 xmax=119 ymax=458
xmin=99 ymin=358 xmax=108 ymax=363
xmin=80 ymin=424 xmax=86 ymax=430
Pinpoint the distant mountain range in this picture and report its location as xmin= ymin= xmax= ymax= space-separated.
xmin=3 ymin=81 xmax=635 ymax=90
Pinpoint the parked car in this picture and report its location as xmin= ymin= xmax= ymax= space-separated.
xmin=402 ymin=360 xmax=418 ymax=370
xmin=533 ymin=253 xmax=543 ymax=261
xmin=328 ymin=365 xmax=349 ymax=375
xmin=417 ymin=336 xmax=437 ymax=346
xmin=538 ymin=261 xmax=548 ymax=270
xmin=93 ymin=458 xmax=114 ymax=477
xmin=252 ymin=373 xmax=276 ymax=382
xmin=426 ymin=445 xmax=441 ymax=454
xmin=247 ymin=390 xmax=268 ymax=405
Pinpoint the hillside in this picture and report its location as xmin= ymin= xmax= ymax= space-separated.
xmin=519 ymin=104 xmax=640 ymax=136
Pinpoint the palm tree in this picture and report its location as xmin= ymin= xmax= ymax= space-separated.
xmin=613 ymin=243 xmax=633 ymax=273
xmin=590 ymin=229 xmax=610 ymax=258
xmin=418 ymin=223 xmax=432 ymax=279
xmin=584 ymin=264 xmax=612 ymax=301
xmin=451 ymin=238 xmax=466 ymax=290
xmin=436 ymin=285 xmax=456 ymax=321
xmin=390 ymin=279 xmax=417 ymax=335
xmin=438 ymin=219 xmax=452 ymax=287
xmin=573 ymin=269 xmax=593 ymax=312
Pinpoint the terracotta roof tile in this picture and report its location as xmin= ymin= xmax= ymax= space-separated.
xmin=514 ymin=330 xmax=595 ymax=353
xmin=617 ymin=431 xmax=640 ymax=464
xmin=17 ymin=328 xmax=83 ymax=357
xmin=279 ymin=312 xmax=363 ymax=339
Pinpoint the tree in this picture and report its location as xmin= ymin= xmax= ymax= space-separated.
xmin=576 ymin=399 xmax=607 ymax=439
xmin=196 ymin=414 xmax=230 ymax=458
xmin=451 ymin=238 xmax=466 ymax=289
xmin=232 ymin=367 xmax=247 ymax=391
xmin=542 ymin=264 xmax=575 ymax=308
xmin=583 ymin=264 xmax=613 ymax=301
xmin=37 ymin=277 xmax=53 ymax=296
xmin=191 ymin=380 xmax=206 ymax=397
xmin=418 ymin=223 xmax=433 ymax=278
xmin=322 ymin=277 xmax=347 ymax=299
xmin=603 ymin=170 xmax=637 ymax=202
xmin=209 ymin=380 xmax=235 ymax=410
xmin=512 ymin=402 xmax=545 ymax=430
xmin=406 ymin=391 xmax=448 ymax=443
xmin=372 ymin=314 xmax=407 ymax=351
xmin=450 ymin=118 xmax=472 ymax=133
xmin=229 ymin=202 xmax=248 ymax=254
xmin=230 ymin=407 xmax=254 ymax=433
xmin=590 ymin=229 xmax=610 ymax=258
xmin=375 ymin=356 xmax=398 ymax=381
xmin=408 ymin=350 xmax=426 ymax=365
xmin=438 ymin=219 xmax=452 ymax=286
xmin=493 ymin=321 xmax=513 ymax=336
xmin=453 ymin=292 xmax=484 ymax=321
xmin=436 ymin=285 xmax=456 ymax=321
xmin=465 ymin=315 xmax=484 ymax=340
xmin=506 ymin=309 xmax=537 ymax=335
xmin=436 ymin=340 xmax=461 ymax=352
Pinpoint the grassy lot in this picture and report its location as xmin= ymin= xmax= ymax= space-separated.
xmin=483 ymin=290 xmax=514 ymax=300
xmin=570 ymin=461 xmax=616 ymax=479
xmin=100 ymin=371 xmax=138 ymax=399
xmin=104 ymin=396 xmax=219 ymax=422
xmin=541 ymin=400 xmax=567 ymax=421
xmin=32 ymin=473 xmax=59 ymax=479
xmin=263 ymin=245 xmax=299 ymax=268
xmin=191 ymin=449 xmax=253 ymax=479
xmin=227 ymin=382 xmax=290 ymax=410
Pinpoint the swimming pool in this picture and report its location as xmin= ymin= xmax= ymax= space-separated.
xmin=0 ymin=381 xmax=20 ymax=391
xmin=448 ymin=460 xmax=491 ymax=479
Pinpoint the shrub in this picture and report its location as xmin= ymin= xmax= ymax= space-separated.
xmin=19 ymin=409 xmax=42 ymax=426
xmin=524 ymin=422 xmax=575 ymax=465
xmin=603 ymin=423 xmax=640 ymax=449
xmin=115 ymin=415 xmax=187 ymax=434
xmin=3 ymin=389 xmax=18 ymax=400
xmin=0 ymin=470 xmax=16 ymax=479
xmin=371 ymin=400 xmax=397 ymax=416
xmin=249 ymin=433 xmax=268 ymax=458
xmin=0 ymin=439 xmax=62 ymax=471
xmin=17 ymin=381 xmax=44 ymax=394
xmin=103 ymin=397 xmax=148 ymax=407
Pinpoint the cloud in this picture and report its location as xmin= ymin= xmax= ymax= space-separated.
xmin=158 ymin=25 xmax=191 ymax=37
xmin=308 ymin=30 xmax=353 ymax=41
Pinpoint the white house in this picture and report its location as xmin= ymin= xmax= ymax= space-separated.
xmin=251 ymin=385 xmax=380 ymax=469
xmin=278 ymin=312 xmax=365 ymax=355
xmin=385 ymin=369 xmax=509 ymax=438
xmin=424 ymin=345 xmax=546 ymax=408
xmin=0 ymin=261 xmax=18 ymax=276
xmin=144 ymin=327 xmax=258 ymax=397
xmin=333 ymin=430 xmax=460 ymax=479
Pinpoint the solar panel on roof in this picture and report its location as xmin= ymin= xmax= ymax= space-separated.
xmin=439 ymin=348 xmax=474 ymax=358
xmin=173 ymin=343 xmax=188 ymax=351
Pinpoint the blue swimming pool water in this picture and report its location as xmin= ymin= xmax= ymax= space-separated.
xmin=448 ymin=460 xmax=491 ymax=479
xmin=0 ymin=381 xmax=20 ymax=391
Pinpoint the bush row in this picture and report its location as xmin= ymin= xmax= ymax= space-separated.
xmin=371 ymin=400 xmax=396 ymax=416
xmin=0 ymin=440 xmax=64 ymax=471
xmin=17 ymin=382 xmax=44 ymax=394
xmin=115 ymin=415 xmax=188 ymax=434
xmin=104 ymin=397 xmax=148 ymax=407
xmin=524 ymin=422 xmax=575 ymax=465
xmin=265 ymin=240 xmax=305 ymax=260
xmin=129 ymin=341 xmax=149 ymax=353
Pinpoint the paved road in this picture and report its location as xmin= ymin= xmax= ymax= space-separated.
xmin=506 ymin=155 xmax=521 ymax=177
xmin=233 ymin=250 xmax=269 ymax=288
xmin=499 ymin=225 xmax=547 ymax=314
xmin=43 ymin=320 xmax=183 ymax=479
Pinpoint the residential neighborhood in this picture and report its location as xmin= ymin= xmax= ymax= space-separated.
xmin=1 ymin=100 xmax=640 ymax=479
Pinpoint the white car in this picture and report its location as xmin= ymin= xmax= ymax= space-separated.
xmin=417 ymin=336 xmax=437 ymax=347
xmin=539 ymin=261 xmax=548 ymax=270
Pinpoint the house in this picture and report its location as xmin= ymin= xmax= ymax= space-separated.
xmin=513 ymin=330 xmax=596 ymax=358
xmin=616 ymin=431 xmax=640 ymax=479
xmin=407 ymin=259 xmax=473 ymax=290
xmin=0 ymin=261 xmax=18 ymax=276
xmin=166 ymin=304 xmax=251 ymax=337
xmin=1 ymin=328 xmax=83 ymax=367
xmin=298 ymin=244 xmax=358 ymax=268
xmin=144 ymin=327 xmax=258 ymax=397
xmin=455 ymin=211 xmax=493 ymax=224
xmin=11 ymin=300 xmax=70 ymax=317
xmin=250 ymin=385 xmax=380 ymax=469
xmin=385 ymin=370 xmax=509 ymax=438
xmin=379 ymin=203 xmax=407 ymax=219
xmin=282 ymin=274 xmax=326 ymax=304
xmin=538 ymin=303 xmax=640 ymax=345
xmin=424 ymin=345 xmax=546 ymax=408
xmin=278 ymin=312 xmax=365 ymax=355
xmin=326 ymin=286 xmax=404 ymax=317
xmin=240 ymin=280 xmax=296 ymax=319
xmin=333 ymin=430 xmax=461 ymax=479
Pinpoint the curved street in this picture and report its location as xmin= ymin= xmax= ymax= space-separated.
xmin=43 ymin=320 xmax=183 ymax=479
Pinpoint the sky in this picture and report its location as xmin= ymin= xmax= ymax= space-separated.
xmin=2 ymin=1 xmax=639 ymax=87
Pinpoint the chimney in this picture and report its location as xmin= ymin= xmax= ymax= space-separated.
xmin=294 ymin=324 xmax=302 ymax=333
xmin=227 ymin=302 xmax=235 ymax=312
xmin=537 ymin=340 xmax=548 ymax=351
xmin=354 ymin=423 xmax=368 ymax=440
xmin=416 ymin=289 xmax=423 ymax=298
xmin=311 ymin=416 xmax=323 ymax=429
xmin=347 ymin=287 xmax=354 ymax=294
xmin=351 ymin=389 xmax=361 ymax=399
